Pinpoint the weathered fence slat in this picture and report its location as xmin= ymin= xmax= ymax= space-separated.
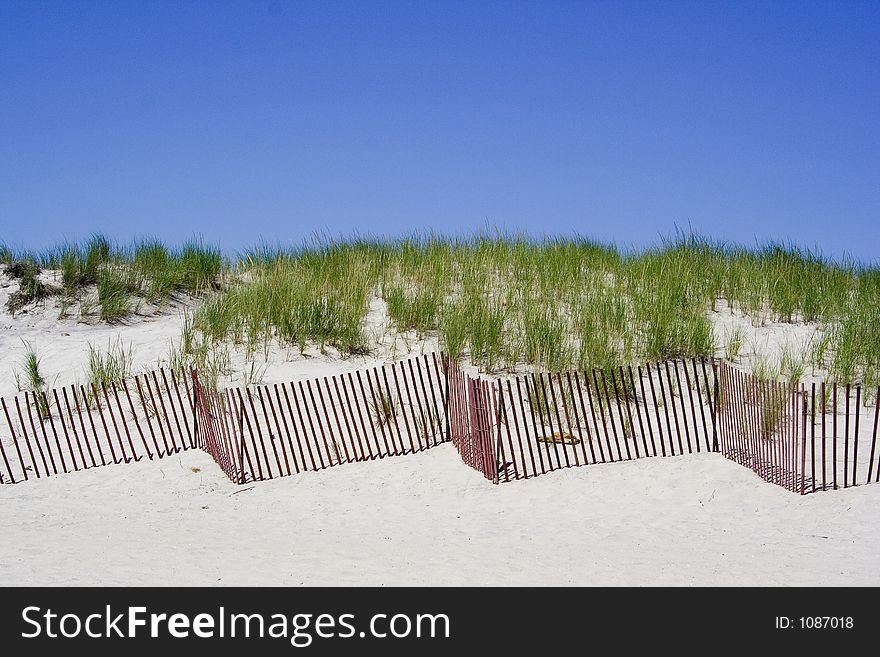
xmin=1 ymin=354 xmax=877 ymax=498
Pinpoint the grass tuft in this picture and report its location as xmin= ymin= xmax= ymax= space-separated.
xmin=5 ymin=260 xmax=55 ymax=314
xmin=87 ymin=337 xmax=133 ymax=388
xmin=13 ymin=340 xmax=52 ymax=418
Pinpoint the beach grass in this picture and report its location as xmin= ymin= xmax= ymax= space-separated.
xmin=4 ymin=259 xmax=54 ymax=314
xmin=13 ymin=340 xmax=52 ymax=418
xmin=187 ymin=232 xmax=880 ymax=390
xmin=2 ymin=235 xmax=223 ymax=321
xmin=4 ymin=231 xmax=879 ymax=389
xmin=87 ymin=337 xmax=133 ymax=389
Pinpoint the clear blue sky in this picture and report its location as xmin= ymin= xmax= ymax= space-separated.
xmin=1 ymin=1 xmax=878 ymax=260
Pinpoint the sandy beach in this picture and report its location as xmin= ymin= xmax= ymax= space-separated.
xmin=1 ymin=264 xmax=878 ymax=587
xmin=1 ymin=444 xmax=876 ymax=586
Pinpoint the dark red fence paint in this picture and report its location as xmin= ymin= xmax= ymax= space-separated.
xmin=191 ymin=354 xmax=449 ymax=485
xmin=1 ymin=354 xmax=878 ymax=495
xmin=0 ymin=368 xmax=194 ymax=483
xmin=716 ymin=362 xmax=876 ymax=494
xmin=445 ymin=357 xmax=721 ymax=483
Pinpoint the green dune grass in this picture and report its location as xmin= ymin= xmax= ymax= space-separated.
xmin=3 ymin=231 xmax=878 ymax=389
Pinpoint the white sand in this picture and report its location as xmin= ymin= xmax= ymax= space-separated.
xmin=710 ymin=298 xmax=829 ymax=385
xmin=1 ymin=446 xmax=877 ymax=586
xmin=1 ymin=268 xmax=878 ymax=586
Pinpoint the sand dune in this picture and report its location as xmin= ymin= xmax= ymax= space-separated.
xmin=1 ymin=268 xmax=877 ymax=586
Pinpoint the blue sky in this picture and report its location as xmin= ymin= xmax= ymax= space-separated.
xmin=1 ymin=1 xmax=878 ymax=260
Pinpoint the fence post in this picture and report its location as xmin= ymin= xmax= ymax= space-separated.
xmin=191 ymin=370 xmax=200 ymax=450
xmin=443 ymin=355 xmax=451 ymax=444
xmin=868 ymin=387 xmax=880 ymax=484
xmin=238 ymin=399 xmax=246 ymax=484
xmin=0 ymin=398 xmax=16 ymax=484
xmin=493 ymin=379 xmax=501 ymax=484
xmin=801 ymin=386 xmax=807 ymax=495
xmin=712 ymin=361 xmax=720 ymax=452
xmin=852 ymin=386 xmax=861 ymax=487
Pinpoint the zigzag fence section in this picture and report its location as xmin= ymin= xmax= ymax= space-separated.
xmin=2 ymin=352 xmax=878 ymax=496
xmin=192 ymin=353 xmax=448 ymax=484
xmin=191 ymin=370 xmax=239 ymax=483
xmin=0 ymin=368 xmax=196 ymax=483
xmin=448 ymin=357 xmax=721 ymax=484
xmin=717 ymin=362 xmax=880 ymax=494
xmin=446 ymin=358 xmax=499 ymax=482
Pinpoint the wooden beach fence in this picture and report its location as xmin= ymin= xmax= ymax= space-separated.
xmin=451 ymin=358 xmax=722 ymax=484
xmin=445 ymin=358 xmax=880 ymax=493
xmin=0 ymin=367 xmax=196 ymax=484
xmin=191 ymin=353 xmax=449 ymax=484
xmin=717 ymin=362 xmax=880 ymax=494
xmin=445 ymin=357 xmax=499 ymax=482
xmin=1 ymin=353 xmax=878 ymax=495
